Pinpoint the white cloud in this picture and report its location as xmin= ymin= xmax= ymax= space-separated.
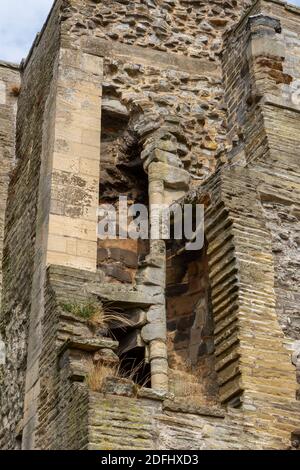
xmin=0 ymin=0 xmax=299 ymax=64
xmin=0 ymin=0 xmax=54 ymax=63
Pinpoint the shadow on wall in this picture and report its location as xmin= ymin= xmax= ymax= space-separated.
xmin=166 ymin=239 xmax=219 ymax=406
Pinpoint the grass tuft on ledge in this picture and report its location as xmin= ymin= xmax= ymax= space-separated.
xmin=60 ymin=299 xmax=133 ymax=330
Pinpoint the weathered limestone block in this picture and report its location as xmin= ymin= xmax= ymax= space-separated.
xmin=142 ymin=322 xmax=166 ymax=343
xmin=136 ymin=265 xmax=165 ymax=287
xmin=94 ymin=348 xmax=119 ymax=366
xmin=143 ymin=148 xmax=183 ymax=170
xmin=248 ymin=14 xmax=282 ymax=34
xmin=102 ymin=97 xmax=129 ymax=117
xmin=163 ymin=400 xmax=225 ymax=419
xmin=102 ymin=377 xmax=135 ymax=398
xmin=141 ymin=137 xmax=178 ymax=160
xmin=87 ymin=283 xmax=158 ymax=306
xmin=149 ymin=162 xmax=190 ymax=190
xmin=47 ymin=48 xmax=103 ymax=272
xmin=137 ymin=387 xmax=174 ymax=401
xmin=59 ymin=337 xmax=119 ymax=355
xmin=59 ymin=348 xmax=90 ymax=383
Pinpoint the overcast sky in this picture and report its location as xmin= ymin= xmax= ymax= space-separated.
xmin=0 ymin=0 xmax=300 ymax=64
xmin=0 ymin=0 xmax=54 ymax=63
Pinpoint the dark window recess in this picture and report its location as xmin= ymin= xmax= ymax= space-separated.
xmin=100 ymin=107 xmax=148 ymax=205
xmin=166 ymin=236 xmax=219 ymax=405
xmin=108 ymin=310 xmax=151 ymax=388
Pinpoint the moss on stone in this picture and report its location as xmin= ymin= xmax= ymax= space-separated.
xmin=60 ymin=300 xmax=100 ymax=320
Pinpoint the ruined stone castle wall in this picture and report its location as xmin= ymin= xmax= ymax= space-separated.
xmin=0 ymin=1 xmax=62 ymax=449
xmin=0 ymin=62 xmax=19 ymax=309
xmin=217 ymin=0 xmax=300 ymax=441
xmin=0 ymin=0 xmax=299 ymax=451
xmin=60 ymin=0 xmax=253 ymax=181
xmin=222 ymin=0 xmax=300 ymax=389
xmin=63 ymin=0 xmax=253 ymax=59
xmin=57 ymin=0 xmax=255 ymax=287
xmin=0 ymin=62 xmax=20 ymax=447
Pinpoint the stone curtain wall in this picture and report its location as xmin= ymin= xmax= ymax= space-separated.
xmin=87 ymin=392 xmax=288 ymax=450
xmin=0 ymin=63 xmax=19 ymax=309
xmin=0 ymin=1 xmax=62 ymax=450
xmin=57 ymin=0 xmax=256 ymax=289
xmin=62 ymin=0 xmax=253 ymax=59
xmin=35 ymin=267 xmax=92 ymax=450
xmin=61 ymin=0 xmax=253 ymax=181
xmin=256 ymin=1 xmax=300 ymax=366
xmin=0 ymin=62 xmax=20 ymax=447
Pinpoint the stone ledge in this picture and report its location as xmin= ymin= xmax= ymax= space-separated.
xmin=87 ymin=283 xmax=159 ymax=307
xmin=163 ymin=400 xmax=225 ymax=419
xmin=137 ymin=387 xmax=174 ymax=402
xmin=58 ymin=337 xmax=119 ymax=357
xmin=78 ymin=37 xmax=220 ymax=77
xmin=48 ymin=264 xmax=100 ymax=285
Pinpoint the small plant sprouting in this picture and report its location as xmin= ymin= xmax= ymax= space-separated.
xmin=87 ymin=361 xmax=121 ymax=392
xmin=86 ymin=359 xmax=150 ymax=393
xmin=60 ymin=300 xmax=99 ymax=321
xmin=60 ymin=299 xmax=133 ymax=330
